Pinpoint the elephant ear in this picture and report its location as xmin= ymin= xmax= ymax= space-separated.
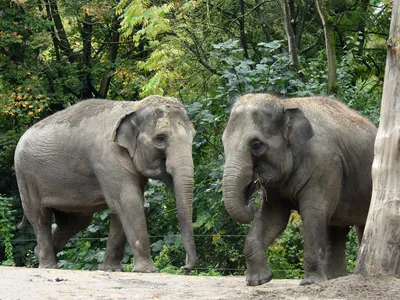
xmin=283 ymin=108 xmax=314 ymax=155
xmin=112 ymin=111 xmax=138 ymax=158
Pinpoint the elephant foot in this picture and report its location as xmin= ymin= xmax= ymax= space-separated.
xmin=38 ymin=263 xmax=59 ymax=269
xmin=99 ymin=264 xmax=125 ymax=272
xmin=300 ymin=273 xmax=328 ymax=286
xmin=182 ymin=257 xmax=195 ymax=272
xmin=182 ymin=264 xmax=194 ymax=272
xmin=247 ymin=272 xmax=273 ymax=286
xmin=132 ymin=261 xmax=158 ymax=273
xmin=35 ymin=246 xmax=58 ymax=269
xmin=246 ymin=262 xmax=273 ymax=286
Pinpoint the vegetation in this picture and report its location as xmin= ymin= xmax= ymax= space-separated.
xmin=0 ymin=0 xmax=390 ymax=278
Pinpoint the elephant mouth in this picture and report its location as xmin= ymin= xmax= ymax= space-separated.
xmin=245 ymin=173 xmax=268 ymax=206
xmin=244 ymin=180 xmax=257 ymax=206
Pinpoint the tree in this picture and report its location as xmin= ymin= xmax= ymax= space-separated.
xmin=355 ymin=1 xmax=400 ymax=276
xmin=281 ymin=0 xmax=300 ymax=71
xmin=315 ymin=0 xmax=337 ymax=95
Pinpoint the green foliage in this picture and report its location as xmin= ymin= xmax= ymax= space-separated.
xmin=346 ymin=227 xmax=359 ymax=273
xmin=0 ymin=131 xmax=20 ymax=193
xmin=57 ymin=212 xmax=109 ymax=270
xmin=153 ymin=237 xmax=186 ymax=273
xmin=267 ymin=212 xmax=304 ymax=279
xmin=336 ymin=36 xmax=382 ymax=124
xmin=0 ymin=0 xmax=389 ymax=279
xmin=0 ymin=196 xmax=17 ymax=265
xmin=210 ymin=39 xmax=326 ymax=102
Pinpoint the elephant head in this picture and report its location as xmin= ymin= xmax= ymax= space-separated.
xmin=112 ymin=96 xmax=196 ymax=270
xmin=222 ymin=94 xmax=314 ymax=224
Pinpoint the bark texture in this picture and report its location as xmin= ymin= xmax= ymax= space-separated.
xmin=49 ymin=0 xmax=75 ymax=63
xmin=99 ymin=16 xmax=120 ymax=98
xmin=282 ymin=0 xmax=299 ymax=71
xmin=315 ymin=0 xmax=337 ymax=95
xmin=355 ymin=1 xmax=400 ymax=276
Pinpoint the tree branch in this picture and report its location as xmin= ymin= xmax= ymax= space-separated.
xmin=99 ymin=16 xmax=120 ymax=99
xmin=48 ymin=0 xmax=75 ymax=63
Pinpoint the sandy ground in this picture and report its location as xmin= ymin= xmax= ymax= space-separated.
xmin=1 ymin=267 xmax=400 ymax=300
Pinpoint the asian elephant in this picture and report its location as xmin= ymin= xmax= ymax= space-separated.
xmin=14 ymin=96 xmax=196 ymax=272
xmin=222 ymin=93 xmax=377 ymax=286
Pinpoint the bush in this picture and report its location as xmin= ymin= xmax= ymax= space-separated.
xmin=0 ymin=196 xmax=17 ymax=265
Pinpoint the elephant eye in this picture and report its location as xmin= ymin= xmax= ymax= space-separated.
xmin=154 ymin=134 xmax=167 ymax=145
xmin=251 ymin=140 xmax=267 ymax=155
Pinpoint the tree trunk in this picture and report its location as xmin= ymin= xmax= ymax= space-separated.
xmin=254 ymin=0 xmax=270 ymax=42
xmin=296 ymin=0 xmax=310 ymax=48
xmin=315 ymin=0 xmax=337 ymax=95
xmin=80 ymin=13 xmax=96 ymax=99
xmin=355 ymin=1 xmax=400 ymax=276
xmin=282 ymin=0 xmax=300 ymax=71
xmin=99 ymin=16 xmax=120 ymax=98
xmin=49 ymin=0 xmax=75 ymax=63
xmin=238 ymin=0 xmax=249 ymax=59
xmin=357 ymin=0 xmax=370 ymax=57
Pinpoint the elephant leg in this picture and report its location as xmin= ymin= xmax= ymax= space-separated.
xmin=245 ymin=191 xmax=291 ymax=286
xmin=20 ymin=183 xmax=57 ymax=268
xmin=33 ymin=210 xmax=57 ymax=268
xmin=326 ymin=226 xmax=350 ymax=279
xmin=106 ymin=182 xmax=156 ymax=273
xmin=52 ymin=211 xmax=93 ymax=254
xmin=29 ymin=208 xmax=57 ymax=268
xmin=100 ymin=213 xmax=127 ymax=272
xmin=299 ymin=197 xmax=331 ymax=285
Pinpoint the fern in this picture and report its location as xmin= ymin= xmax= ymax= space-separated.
xmin=117 ymin=0 xmax=204 ymax=97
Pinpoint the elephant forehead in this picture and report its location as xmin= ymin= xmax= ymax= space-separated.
xmin=230 ymin=103 xmax=278 ymax=123
xmin=234 ymin=93 xmax=280 ymax=106
xmin=156 ymin=117 xmax=170 ymax=128
xmin=140 ymin=95 xmax=184 ymax=109
xmin=155 ymin=109 xmax=188 ymax=127
xmin=155 ymin=115 xmax=193 ymax=138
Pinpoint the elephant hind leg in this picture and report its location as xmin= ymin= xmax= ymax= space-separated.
xmin=18 ymin=180 xmax=57 ymax=269
xmin=99 ymin=212 xmax=127 ymax=272
xmin=52 ymin=211 xmax=93 ymax=254
xmin=326 ymin=225 xmax=350 ymax=279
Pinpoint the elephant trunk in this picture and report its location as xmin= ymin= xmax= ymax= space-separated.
xmin=166 ymin=152 xmax=196 ymax=271
xmin=223 ymin=155 xmax=255 ymax=224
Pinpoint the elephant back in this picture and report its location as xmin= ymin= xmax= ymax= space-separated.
xmin=284 ymin=96 xmax=377 ymax=139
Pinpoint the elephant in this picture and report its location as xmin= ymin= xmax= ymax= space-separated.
xmin=222 ymin=93 xmax=377 ymax=286
xmin=14 ymin=95 xmax=196 ymax=272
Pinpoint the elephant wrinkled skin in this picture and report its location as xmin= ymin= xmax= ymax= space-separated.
xmin=222 ymin=93 xmax=377 ymax=286
xmin=14 ymin=96 xmax=196 ymax=272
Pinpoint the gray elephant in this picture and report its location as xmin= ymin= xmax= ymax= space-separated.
xmin=222 ymin=93 xmax=377 ymax=286
xmin=14 ymin=96 xmax=196 ymax=272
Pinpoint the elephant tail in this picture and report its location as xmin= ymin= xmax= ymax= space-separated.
xmin=18 ymin=214 xmax=28 ymax=230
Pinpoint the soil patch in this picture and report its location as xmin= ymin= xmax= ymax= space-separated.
xmin=1 ymin=267 xmax=399 ymax=300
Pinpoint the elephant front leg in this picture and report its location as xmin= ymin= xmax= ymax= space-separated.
xmin=100 ymin=213 xmax=127 ymax=272
xmin=110 ymin=183 xmax=157 ymax=273
xmin=245 ymin=193 xmax=290 ymax=286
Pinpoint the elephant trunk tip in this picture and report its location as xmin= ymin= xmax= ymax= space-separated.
xmin=223 ymin=198 xmax=255 ymax=224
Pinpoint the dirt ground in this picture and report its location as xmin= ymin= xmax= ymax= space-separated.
xmin=1 ymin=267 xmax=400 ymax=300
